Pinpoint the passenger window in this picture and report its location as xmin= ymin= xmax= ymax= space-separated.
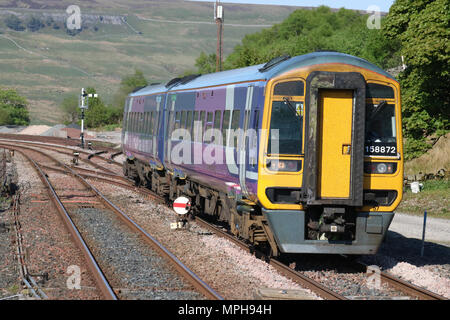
xmin=222 ymin=110 xmax=230 ymax=146
xmin=231 ymin=110 xmax=240 ymax=148
xmin=214 ymin=111 xmax=222 ymax=130
xmin=187 ymin=111 xmax=193 ymax=138
xmin=181 ymin=111 xmax=187 ymax=129
xmin=175 ymin=112 xmax=181 ymax=130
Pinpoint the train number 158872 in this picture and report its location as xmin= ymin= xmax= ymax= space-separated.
xmin=365 ymin=143 xmax=397 ymax=156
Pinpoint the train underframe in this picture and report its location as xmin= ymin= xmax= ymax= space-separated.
xmin=124 ymin=158 xmax=393 ymax=256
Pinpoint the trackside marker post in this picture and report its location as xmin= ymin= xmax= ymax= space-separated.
xmin=420 ymin=210 xmax=427 ymax=257
xmin=171 ymin=196 xmax=191 ymax=230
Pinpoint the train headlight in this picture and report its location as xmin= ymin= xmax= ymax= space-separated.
xmin=377 ymin=163 xmax=387 ymax=173
xmin=364 ymin=162 xmax=397 ymax=174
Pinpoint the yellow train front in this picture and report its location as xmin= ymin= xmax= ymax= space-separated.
xmin=256 ymin=52 xmax=403 ymax=255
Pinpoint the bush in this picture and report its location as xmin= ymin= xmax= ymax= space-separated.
xmin=0 ymin=88 xmax=30 ymax=126
xmin=5 ymin=15 xmax=25 ymax=31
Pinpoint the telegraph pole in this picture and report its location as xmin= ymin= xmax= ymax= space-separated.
xmin=215 ymin=0 xmax=224 ymax=72
xmin=79 ymin=88 xmax=98 ymax=149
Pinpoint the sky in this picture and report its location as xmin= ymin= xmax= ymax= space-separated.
xmin=188 ymin=0 xmax=395 ymax=13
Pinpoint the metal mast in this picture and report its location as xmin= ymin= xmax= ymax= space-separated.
xmin=215 ymin=0 xmax=224 ymax=72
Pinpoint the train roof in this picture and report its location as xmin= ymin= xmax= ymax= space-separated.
xmin=130 ymin=52 xmax=395 ymax=97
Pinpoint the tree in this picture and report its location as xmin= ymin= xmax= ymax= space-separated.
xmin=27 ymin=16 xmax=44 ymax=32
xmin=384 ymin=0 xmax=450 ymax=159
xmin=60 ymin=94 xmax=80 ymax=124
xmin=195 ymin=52 xmax=217 ymax=74
xmin=0 ymin=88 xmax=30 ymax=126
xmin=113 ymin=69 xmax=148 ymax=111
xmin=5 ymin=15 xmax=25 ymax=31
xmin=221 ymin=6 xmax=400 ymax=71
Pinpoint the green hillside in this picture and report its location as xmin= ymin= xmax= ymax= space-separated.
xmin=0 ymin=0 xmax=298 ymax=124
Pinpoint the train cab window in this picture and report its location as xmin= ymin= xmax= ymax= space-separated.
xmin=365 ymin=102 xmax=397 ymax=156
xmin=366 ymin=83 xmax=395 ymax=99
xmin=268 ymin=100 xmax=303 ymax=155
xmin=274 ymin=81 xmax=304 ymax=96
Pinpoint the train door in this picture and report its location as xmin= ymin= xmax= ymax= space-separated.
xmin=317 ymin=89 xmax=353 ymax=199
xmin=302 ymin=72 xmax=366 ymax=206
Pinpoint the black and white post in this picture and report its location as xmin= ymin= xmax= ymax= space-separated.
xmin=79 ymin=88 xmax=98 ymax=149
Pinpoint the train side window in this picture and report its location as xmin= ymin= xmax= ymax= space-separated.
xmin=214 ymin=111 xmax=222 ymax=130
xmin=231 ymin=110 xmax=240 ymax=148
xmin=151 ymin=112 xmax=156 ymax=136
xmin=200 ymin=111 xmax=206 ymax=136
xmin=222 ymin=110 xmax=230 ymax=146
xmin=175 ymin=111 xmax=181 ymax=130
xmin=187 ymin=111 xmax=193 ymax=138
xmin=181 ymin=111 xmax=187 ymax=130
xmin=150 ymin=112 xmax=153 ymax=134
xmin=214 ymin=111 xmax=222 ymax=145
xmin=253 ymin=110 xmax=260 ymax=131
xmin=166 ymin=111 xmax=173 ymax=138
xmin=204 ymin=112 xmax=214 ymax=143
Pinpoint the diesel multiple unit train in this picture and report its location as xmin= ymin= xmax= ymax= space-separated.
xmin=122 ymin=51 xmax=403 ymax=256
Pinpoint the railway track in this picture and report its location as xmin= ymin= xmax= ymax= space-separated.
xmin=0 ymin=138 xmax=122 ymax=174
xmin=2 ymin=138 xmax=447 ymax=301
xmin=1 ymin=143 xmax=221 ymax=300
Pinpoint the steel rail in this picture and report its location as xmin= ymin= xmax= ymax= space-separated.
xmin=193 ymin=217 xmax=347 ymax=300
xmin=3 ymin=143 xmax=221 ymax=300
xmin=64 ymin=166 xmax=223 ymax=300
xmin=0 ymin=138 xmax=121 ymax=171
xmin=357 ymin=261 xmax=447 ymax=300
xmin=13 ymin=149 xmax=118 ymax=300
xmin=7 ymin=139 xmax=445 ymax=300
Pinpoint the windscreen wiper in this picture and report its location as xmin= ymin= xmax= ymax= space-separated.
xmin=283 ymin=97 xmax=302 ymax=118
xmin=369 ymin=100 xmax=387 ymax=120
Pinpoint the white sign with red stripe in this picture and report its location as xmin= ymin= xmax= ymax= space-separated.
xmin=173 ymin=196 xmax=191 ymax=215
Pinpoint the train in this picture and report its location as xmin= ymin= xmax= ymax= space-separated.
xmin=121 ymin=51 xmax=403 ymax=256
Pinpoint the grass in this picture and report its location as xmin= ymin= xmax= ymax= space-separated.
xmin=0 ymin=2 xmax=294 ymax=125
xmin=397 ymin=179 xmax=450 ymax=219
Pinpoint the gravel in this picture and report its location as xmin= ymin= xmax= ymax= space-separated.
xmin=68 ymin=207 xmax=205 ymax=300
xmin=88 ymin=180 xmax=320 ymax=300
